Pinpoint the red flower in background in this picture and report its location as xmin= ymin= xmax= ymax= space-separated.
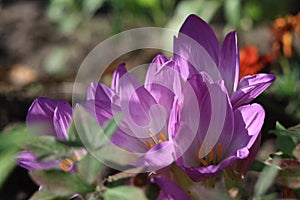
xmin=239 ymin=45 xmax=272 ymax=80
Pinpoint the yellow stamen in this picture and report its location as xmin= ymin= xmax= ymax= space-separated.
xmin=60 ymin=158 xmax=73 ymax=172
xmin=217 ymin=143 xmax=223 ymax=158
xmin=209 ymin=145 xmax=214 ymax=162
xmin=146 ymin=140 xmax=153 ymax=149
xmin=196 ymin=148 xmax=208 ymax=166
xmin=148 ymin=132 xmax=159 ymax=144
xmin=158 ymin=139 xmax=163 ymax=143
xmin=159 ymin=133 xmax=167 ymax=141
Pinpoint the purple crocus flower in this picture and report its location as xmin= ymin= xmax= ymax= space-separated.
xmin=85 ymin=60 xmax=195 ymax=171
xmin=17 ymin=97 xmax=73 ymax=171
xmin=172 ymin=14 xmax=275 ymax=109
xmin=174 ymin=74 xmax=265 ymax=181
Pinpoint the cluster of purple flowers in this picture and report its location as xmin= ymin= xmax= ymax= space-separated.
xmin=17 ymin=15 xmax=275 ymax=199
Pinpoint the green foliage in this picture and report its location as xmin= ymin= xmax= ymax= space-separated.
xmin=271 ymin=122 xmax=300 ymax=158
xmin=77 ymin=154 xmax=105 ymax=184
xmin=103 ymin=186 xmax=148 ymax=200
xmin=22 ymin=136 xmax=68 ymax=160
xmin=30 ymin=170 xmax=95 ymax=197
xmin=0 ymin=124 xmax=30 ymax=187
xmin=47 ymin=0 xmax=105 ymax=34
xmin=72 ymin=105 xmax=121 ymax=150
xmin=29 ymin=189 xmax=68 ymax=200
xmin=224 ymin=0 xmax=241 ymax=28
xmin=166 ymin=0 xmax=222 ymax=31
xmin=254 ymin=160 xmax=279 ymax=198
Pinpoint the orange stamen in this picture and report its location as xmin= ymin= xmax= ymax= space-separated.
xmin=159 ymin=133 xmax=167 ymax=141
xmin=209 ymin=145 xmax=214 ymax=162
xmin=72 ymin=153 xmax=80 ymax=161
xmin=60 ymin=158 xmax=73 ymax=172
xmin=146 ymin=140 xmax=153 ymax=149
xmin=217 ymin=143 xmax=223 ymax=158
xmin=196 ymin=148 xmax=208 ymax=166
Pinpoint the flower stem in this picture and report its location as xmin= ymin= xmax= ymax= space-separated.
xmin=170 ymin=163 xmax=196 ymax=200
xmin=203 ymin=177 xmax=216 ymax=188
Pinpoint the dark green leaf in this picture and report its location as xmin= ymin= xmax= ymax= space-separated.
xmin=277 ymin=135 xmax=296 ymax=157
xmin=30 ymin=170 xmax=95 ymax=196
xmin=271 ymin=122 xmax=300 ymax=141
xmin=249 ymin=160 xmax=267 ymax=172
xmin=103 ymin=186 xmax=148 ymax=200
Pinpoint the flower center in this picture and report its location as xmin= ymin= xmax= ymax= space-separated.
xmin=145 ymin=132 xmax=168 ymax=149
xmin=196 ymin=142 xmax=222 ymax=166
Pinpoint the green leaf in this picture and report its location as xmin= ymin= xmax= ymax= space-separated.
xmin=22 ymin=136 xmax=67 ymax=157
xmin=0 ymin=147 xmax=18 ymax=187
xmin=271 ymin=122 xmax=300 ymax=140
xmin=29 ymin=189 xmax=68 ymax=200
xmin=0 ymin=123 xmax=30 ymax=150
xmin=77 ymin=153 xmax=105 ymax=184
xmin=29 ymin=170 xmax=95 ymax=196
xmin=101 ymin=114 xmax=122 ymax=144
xmin=254 ymin=159 xmax=279 ymax=197
xmin=0 ymin=123 xmax=31 ymax=187
xmin=73 ymin=106 xmax=121 ymax=151
xmin=67 ymin=118 xmax=83 ymax=144
xmin=277 ymin=135 xmax=296 ymax=157
xmin=249 ymin=160 xmax=267 ymax=172
xmin=103 ymin=186 xmax=148 ymax=200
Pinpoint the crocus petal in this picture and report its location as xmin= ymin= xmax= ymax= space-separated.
xmin=234 ymin=133 xmax=261 ymax=176
xmin=144 ymin=54 xmax=170 ymax=85
xmin=231 ymin=74 xmax=276 ymax=108
xmin=83 ymin=100 xmax=149 ymax=153
xmin=118 ymin=67 xmax=164 ymax=138
xmin=111 ymin=63 xmax=127 ymax=93
xmin=142 ymin=141 xmax=175 ymax=170
xmin=53 ymin=100 xmax=72 ymax=140
xmin=177 ymin=14 xmax=220 ymax=65
xmin=179 ymin=147 xmax=249 ymax=182
xmin=219 ymin=31 xmax=240 ymax=95
xmin=16 ymin=151 xmax=60 ymax=170
xmin=152 ymin=176 xmax=190 ymax=200
xmin=145 ymin=55 xmax=179 ymax=117
xmin=226 ymin=103 xmax=265 ymax=154
xmin=87 ymin=82 xmax=115 ymax=103
xmin=82 ymin=100 xmax=115 ymax=126
xmin=26 ymin=98 xmax=71 ymax=140
xmin=173 ymin=14 xmax=222 ymax=81
xmin=173 ymin=34 xmax=221 ymax=82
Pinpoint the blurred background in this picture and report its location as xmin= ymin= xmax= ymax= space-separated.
xmin=0 ymin=0 xmax=300 ymax=199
